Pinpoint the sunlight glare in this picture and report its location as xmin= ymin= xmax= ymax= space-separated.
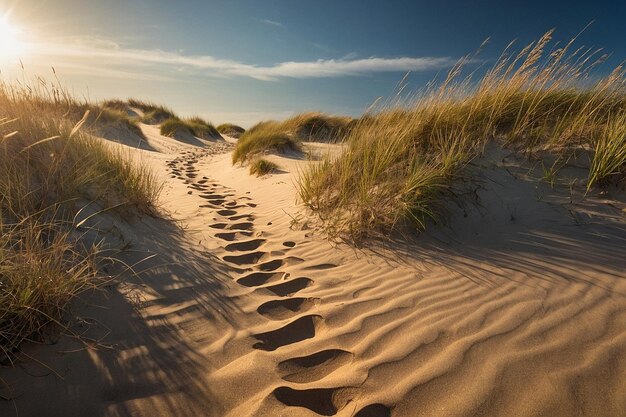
xmin=0 ymin=15 xmax=26 ymax=62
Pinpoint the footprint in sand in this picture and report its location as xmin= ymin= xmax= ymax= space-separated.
xmin=222 ymin=251 xmax=267 ymax=265
xmin=258 ymin=277 xmax=313 ymax=296
xmin=257 ymin=297 xmax=319 ymax=320
xmin=229 ymin=221 xmax=254 ymax=231
xmin=229 ymin=214 xmax=255 ymax=221
xmin=237 ymin=271 xmax=285 ymax=287
xmin=272 ymin=386 xmax=348 ymax=416
xmin=277 ymin=349 xmax=353 ymax=383
xmin=224 ymin=239 xmax=266 ymax=252
xmin=252 ymin=314 xmax=323 ymax=351
xmin=215 ymin=231 xmax=254 ymax=241
xmin=217 ymin=209 xmax=238 ymax=216
xmin=354 ymin=404 xmax=392 ymax=417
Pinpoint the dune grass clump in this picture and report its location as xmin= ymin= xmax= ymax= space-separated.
xmin=231 ymin=113 xmax=349 ymax=164
xmin=588 ymin=110 xmax=626 ymax=187
xmin=160 ymin=118 xmax=191 ymax=137
xmin=0 ymin=81 xmax=162 ymax=358
xmin=249 ymin=158 xmax=279 ymax=176
xmin=298 ymin=31 xmax=626 ymax=241
xmin=217 ymin=123 xmax=245 ymax=138
xmin=186 ymin=116 xmax=221 ymax=139
xmin=101 ymin=99 xmax=130 ymax=113
xmin=160 ymin=116 xmax=221 ymax=139
xmin=232 ymin=121 xmax=301 ymax=164
xmin=281 ymin=112 xmax=352 ymax=142
xmin=94 ymin=107 xmax=146 ymax=138
xmin=127 ymin=99 xmax=177 ymax=124
xmin=0 ymin=217 xmax=98 ymax=360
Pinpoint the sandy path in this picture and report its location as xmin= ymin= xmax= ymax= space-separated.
xmin=1 ymin=130 xmax=625 ymax=417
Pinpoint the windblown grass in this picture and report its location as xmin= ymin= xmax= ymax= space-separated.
xmin=217 ymin=123 xmax=245 ymax=138
xmin=232 ymin=120 xmax=301 ymax=164
xmin=298 ymin=30 xmax=626 ymax=241
xmin=160 ymin=116 xmax=221 ymax=139
xmin=589 ymin=110 xmax=626 ymax=187
xmin=0 ymin=80 xmax=162 ymax=358
xmin=127 ymin=99 xmax=177 ymax=124
xmin=279 ymin=112 xmax=351 ymax=142
xmin=95 ymin=107 xmax=146 ymax=139
xmin=249 ymin=158 xmax=279 ymax=176
xmin=232 ymin=113 xmax=349 ymax=164
xmin=186 ymin=116 xmax=221 ymax=139
xmin=160 ymin=118 xmax=192 ymax=137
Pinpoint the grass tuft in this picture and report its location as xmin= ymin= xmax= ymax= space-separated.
xmin=249 ymin=158 xmax=279 ymax=176
xmin=589 ymin=110 xmax=626 ymax=188
xmin=160 ymin=116 xmax=221 ymax=139
xmin=160 ymin=118 xmax=192 ymax=137
xmin=232 ymin=121 xmax=301 ymax=164
xmin=127 ymin=99 xmax=177 ymax=124
xmin=231 ymin=112 xmax=349 ymax=164
xmin=217 ymin=123 xmax=245 ymax=138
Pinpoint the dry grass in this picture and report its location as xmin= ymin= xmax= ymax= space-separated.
xmin=249 ymin=158 xmax=279 ymax=176
xmin=217 ymin=123 xmax=245 ymax=138
xmin=95 ymin=107 xmax=146 ymax=139
xmin=232 ymin=121 xmax=301 ymax=164
xmin=589 ymin=110 xmax=626 ymax=187
xmin=232 ymin=113 xmax=349 ymax=164
xmin=127 ymin=99 xmax=177 ymax=124
xmin=186 ymin=116 xmax=221 ymax=139
xmin=160 ymin=116 xmax=221 ymax=139
xmin=298 ymin=31 xmax=626 ymax=241
xmin=0 ymin=80 xmax=162 ymax=358
xmin=279 ymin=112 xmax=351 ymax=142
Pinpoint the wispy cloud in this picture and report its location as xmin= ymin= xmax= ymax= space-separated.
xmin=312 ymin=43 xmax=337 ymax=54
xmin=257 ymin=19 xmax=283 ymax=27
xmin=22 ymin=36 xmax=457 ymax=82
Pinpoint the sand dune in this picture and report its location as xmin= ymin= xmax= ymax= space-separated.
xmin=0 ymin=124 xmax=624 ymax=417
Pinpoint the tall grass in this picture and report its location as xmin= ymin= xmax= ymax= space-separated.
xmin=279 ymin=112 xmax=351 ymax=142
xmin=232 ymin=113 xmax=349 ymax=164
xmin=298 ymin=31 xmax=626 ymax=241
xmin=232 ymin=121 xmax=301 ymax=163
xmin=589 ymin=110 xmax=626 ymax=187
xmin=0 ymin=80 xmax=162 ymax=358
xmin=127 ymin=99 xmax=177 ymax=124
xmin=160 ymin=116 xmax=221 ymax=139
xmin=95 ymin=107 xmax=146 ymax=139
xmin=217 ymin=123 xmax=245 ymax=138
xmin=249 ymin=158 xmax=279 ymax=176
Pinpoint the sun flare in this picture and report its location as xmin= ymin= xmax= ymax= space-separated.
xmin=0 ymin=15 xmax=26 ymax=61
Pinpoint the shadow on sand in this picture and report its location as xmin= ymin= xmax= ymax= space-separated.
xmin=0 ymin=215 xmax=240 ymax=417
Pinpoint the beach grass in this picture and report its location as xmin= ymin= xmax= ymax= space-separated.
xmin=232 ymin=121 xmax=301 ymax=163
xmin=0 ymin=81 xmax=162 ymax=359
xmin=127 ymin=99 xmax=177 ymax=124
xmin=217 ymin=123 xmax=245 ymax=138
xmin=297 ymin=31 xmax=626 ymax=241
xmin=232 ymin=113 xmax=349 ymax=164
xmin=249 ymin=158 xmax=279 ymax=176
xmin=160 ymin=116 xmax=221 ymax=139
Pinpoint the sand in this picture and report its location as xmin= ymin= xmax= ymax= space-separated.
xmin=0 ymin=124 xmax=624 ymax=417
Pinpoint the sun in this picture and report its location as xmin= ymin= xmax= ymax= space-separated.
xmin=0 ymin=15 xmax=25 ymax=62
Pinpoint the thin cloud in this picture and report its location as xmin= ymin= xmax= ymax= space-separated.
xmin=257 ymin=19 xmax=283 ymax=27
xmin=312 ymin=43 xmax=337 ymax=54
xmin=23 ymin=36 xmax=457 ymax=82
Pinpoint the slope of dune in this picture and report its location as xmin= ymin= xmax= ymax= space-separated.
xmin=0 ymin=123 xmax=624 ymax=417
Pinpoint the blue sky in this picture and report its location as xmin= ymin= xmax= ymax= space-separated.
xmin=2 ymin=0 xmax=625 ymax=126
